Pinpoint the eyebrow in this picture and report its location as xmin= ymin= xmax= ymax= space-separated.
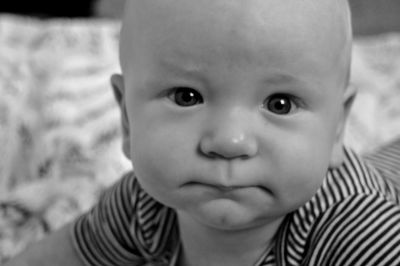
xmin=158 ymin=57 xmax=206 ymax=80
xmin=263 ymin=73 xmax=317 ymax=93
xmin=264 ymin=73 xmax=306 ymax=86
xmin=158 ymin=58 xmax=317 ymax=94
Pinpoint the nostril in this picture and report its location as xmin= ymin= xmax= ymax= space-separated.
xmin=199 ymin=135 xmax=258 ymax=160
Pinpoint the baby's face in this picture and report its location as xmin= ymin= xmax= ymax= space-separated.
xmin=118 ymin=0 xmax=352 ymax=230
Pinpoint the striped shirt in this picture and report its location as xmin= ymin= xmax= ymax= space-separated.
xmin=72 ymin=144 xmax=400 ymax=266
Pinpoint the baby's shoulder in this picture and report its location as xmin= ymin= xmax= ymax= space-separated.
xmin=280 ymin=148 xmax=400 ymax=264
xmin=314 ymin=147 xmax=400 ymax=214
xmin=282 ymin=192 xmax=400 ymax=265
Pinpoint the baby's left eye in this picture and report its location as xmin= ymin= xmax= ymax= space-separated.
xmin=168 ymin=87 xmax=204 ymax=107
xmin=263 ymin=94 xmax=297 ymax=115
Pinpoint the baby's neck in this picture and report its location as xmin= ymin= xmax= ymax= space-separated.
xmin=176 ymin=212 xmax=283 ymax=266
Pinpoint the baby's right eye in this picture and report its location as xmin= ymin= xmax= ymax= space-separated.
xmin=168 ymin=87 xmax=204 ymax=107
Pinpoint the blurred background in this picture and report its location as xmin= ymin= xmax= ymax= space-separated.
xmin=1 ymin=0 xmax=400 ymax=35
xmin=0 ymin=0 xmax=400 ymax=264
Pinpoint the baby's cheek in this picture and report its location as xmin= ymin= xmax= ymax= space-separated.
xmin=130 ymin=134 xmax=183 ymax=180
xmin=278 ymin=143 xmax=330 ymax=205
xmin=131 ymin=151 xmax=176 ymax=204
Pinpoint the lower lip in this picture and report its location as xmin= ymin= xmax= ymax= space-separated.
xmin=183 ymin=182 xmax=270 ymax=195
xmin=214 ymin=185 xmax=246 ymax=192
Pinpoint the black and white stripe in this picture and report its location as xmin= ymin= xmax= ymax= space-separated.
xmin=365 ymin=138 xmax=400 ymax=193
xmin=72 ymin=145 xmax=400 ymax=266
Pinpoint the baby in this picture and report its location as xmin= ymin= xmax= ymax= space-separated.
xmin=6 ymin=0 xmax=400 ymax=265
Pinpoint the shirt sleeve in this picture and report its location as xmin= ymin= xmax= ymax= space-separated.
xmin=307 ymin=194 xmax=400 ymax=266
xmin=70 ymin=172 xmax=168 ymax=266
xmin=364 ymin=138 xmax=400 ymax=193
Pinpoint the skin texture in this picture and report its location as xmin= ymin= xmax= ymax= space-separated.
xmin=114 ymin=0 xmax=354 ymax=265
xmin=5 ymin=1 xmax=354 ymax=266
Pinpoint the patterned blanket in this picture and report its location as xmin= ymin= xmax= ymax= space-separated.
xmin=0 ymin=15 xmax=399 ymax=262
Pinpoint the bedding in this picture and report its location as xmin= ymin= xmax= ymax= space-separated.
xmin=0 ymin=15 xmax=399 ymax=262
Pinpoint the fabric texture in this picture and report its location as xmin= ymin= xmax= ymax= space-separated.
xmin=71 ymin=145 xmax=400 ymax=266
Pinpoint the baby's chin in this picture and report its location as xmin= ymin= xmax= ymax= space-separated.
xmin=186 ymin=198 xmax=280 ymax=231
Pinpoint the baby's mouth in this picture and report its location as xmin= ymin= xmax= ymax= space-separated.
xmin=183 ymin=181 xmax=241 ymax=189
xmin=214 ymin=185 xmax=236 ymax=192
xmin=183 ymin=182 xmax=272 ymax=195
xmin=210 ymin=184 xmax=245 ymax=193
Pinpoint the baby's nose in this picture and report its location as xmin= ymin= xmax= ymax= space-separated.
xmin=199 ymin=116 xmax=258 ymax=160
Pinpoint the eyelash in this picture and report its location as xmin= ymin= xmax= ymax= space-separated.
xmin=167 ymin=87 xmax=204 ymax=107
xmin=262 ymin=93 xmax=299 ymax=115
xmin=167 ymin=88 xmax=299 ymax=115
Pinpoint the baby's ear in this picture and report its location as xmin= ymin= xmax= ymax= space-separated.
xmin=110 ymin=74 xmax=131 ymax=159
xmin=329 ymin=84 xmax=357 ymax=168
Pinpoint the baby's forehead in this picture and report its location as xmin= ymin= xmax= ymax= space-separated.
xmin=120 ymin=0 xmax=351 ymax=53
xmin=121 ymin=0 xmax=350 ymax=29
xmin=120 ymin=0 xmax=352 ymax=89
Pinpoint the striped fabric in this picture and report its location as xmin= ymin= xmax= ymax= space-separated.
xmin=72 ymin=145 xmax=400 ymax=266
xmin=364 ymin=138 xmax=400 ymax=193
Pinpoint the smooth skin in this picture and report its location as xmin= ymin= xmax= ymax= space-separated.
xmin=118 ymin=1 xmax=353 ymax=265
xmin=5 ymin=0 xmax=354 ymax=265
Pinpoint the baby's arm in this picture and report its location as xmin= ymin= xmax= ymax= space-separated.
xmin=4 ymin=222 xmax=85 ymax=266
xmin=4 ymin=172 xmax=142 ymax=266
xmin=5 ymin=172 xmax=165 ymax=266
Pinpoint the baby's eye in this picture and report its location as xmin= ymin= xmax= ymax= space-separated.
xmin=263 ymin=94 xmax=297 ymax=115
xmin=169 ymin=87 xmax=204 ymax=107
